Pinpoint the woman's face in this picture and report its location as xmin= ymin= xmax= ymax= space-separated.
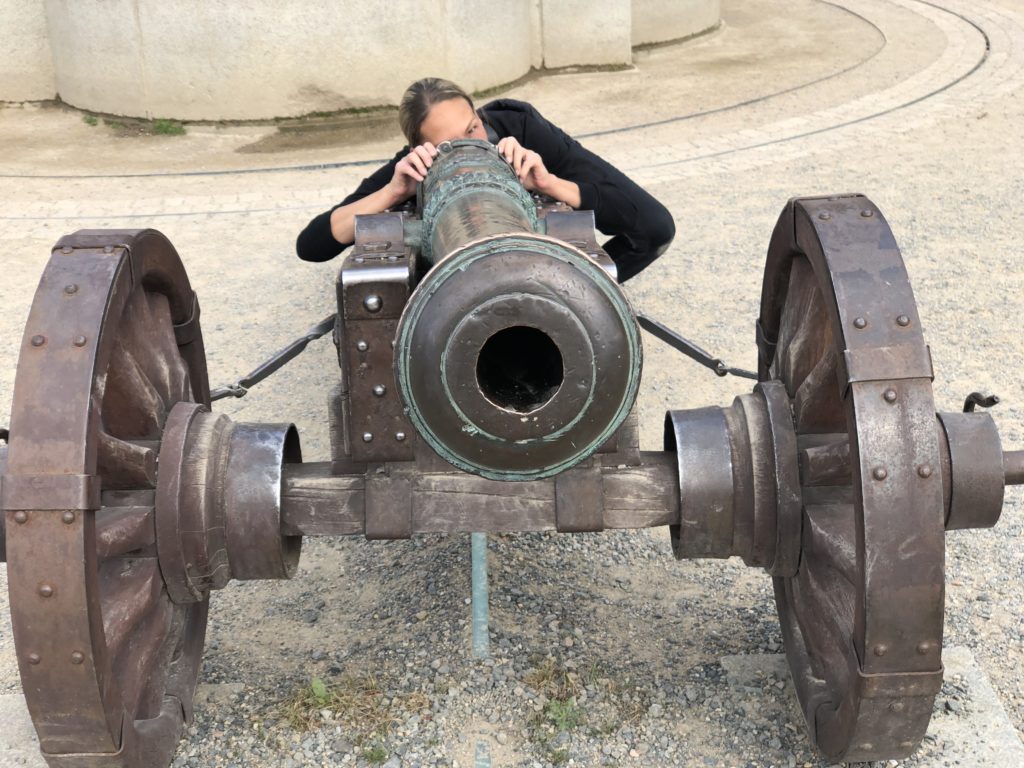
xmin=419 ymin=97 xmax=488 ymax=146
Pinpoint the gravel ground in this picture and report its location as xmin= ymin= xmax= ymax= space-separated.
xmin=1 ymin=0 xmax=1023 ymax=766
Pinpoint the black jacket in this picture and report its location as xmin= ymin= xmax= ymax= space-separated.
xmin=296 ymin=99 xmax=648 ymax=263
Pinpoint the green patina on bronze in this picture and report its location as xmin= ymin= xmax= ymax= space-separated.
xmin=395 ymin=139 xmax=642 ymax=481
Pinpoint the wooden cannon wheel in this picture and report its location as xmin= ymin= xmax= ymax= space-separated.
xmin=4 ymin=231 xmax=211 ymax=766
xmin=758 ymin=196 xmax=945 ymax=761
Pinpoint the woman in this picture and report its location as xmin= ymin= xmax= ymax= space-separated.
xmin=296 ymin=78 xmax=674 ymax=283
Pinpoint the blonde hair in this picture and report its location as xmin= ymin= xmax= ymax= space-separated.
xmin=399 ymin=77 xmax=475 ymax=146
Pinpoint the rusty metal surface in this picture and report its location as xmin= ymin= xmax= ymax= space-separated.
xmin=937 ymin=412 xmax=1004 ymax=530
xmin=759 ymin=195 xmax=945 ymax=762
xmin=2 ymin=230 xmax=211 ymax=765
xmin=222 ymin=422 xmax=303 ymax=579
xmin=338 ymin=212 xmax=415 ymax=463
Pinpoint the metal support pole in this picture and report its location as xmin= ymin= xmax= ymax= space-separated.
xmin=471 ymin=532 xmax=490 ymax=659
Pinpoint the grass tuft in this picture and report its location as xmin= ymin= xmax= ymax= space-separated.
xmin=151 ymin=118 xmax=186 ymax=136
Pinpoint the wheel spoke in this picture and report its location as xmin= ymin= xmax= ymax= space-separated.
xmin=97 ymin=506 xmax=156 ymax=558
xmin=803 ymin=503 xmax=857 ymax=585
xmin=98 ymin=431 xmax=158 ymax=490
xmin=794 ymin=346 xmax=844 ymax=433
xmin=100 ymin=558 xmax=165 ymax=660
xmin=771 ymin=257 xmax=829 ymax=396
xmin=103 ymin=339 xmax=167 ymax=439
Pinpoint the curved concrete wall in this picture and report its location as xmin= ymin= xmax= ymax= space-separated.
xmin=2 ymin=0 xmax=719 ymax=120
xmin=0 ymin=0 xmax=55 ymax=101
xmin=633 ymin=0 xmax=721 ymax=46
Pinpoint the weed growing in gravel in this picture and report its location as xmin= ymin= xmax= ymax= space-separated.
xmin=82 ymin=115 xmax=98 ymax=126
xmin=281 ymin=674 xmax=431 ymax=751
xmin=546 ymin=699 xmax=584 ymax=731
xmin=362 ymin=743 xmax=388 ymax=764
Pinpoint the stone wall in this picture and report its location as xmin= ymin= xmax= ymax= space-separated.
xmin=1 ymin=0 xmax=720 ymax=120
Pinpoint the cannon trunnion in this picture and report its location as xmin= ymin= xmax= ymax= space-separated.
xmin=2 ymin=145 xmax=1021 ymax=766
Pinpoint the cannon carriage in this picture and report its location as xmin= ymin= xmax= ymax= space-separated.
xmin=0 ymin=139 xmax=1020 ymax=766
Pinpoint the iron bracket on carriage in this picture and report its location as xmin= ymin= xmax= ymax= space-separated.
xmin=1 ymin=140 xmax=1022 ymax=767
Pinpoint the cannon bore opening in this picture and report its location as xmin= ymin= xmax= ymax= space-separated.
xmin=476 ymin=326 xmax=564 ymax=413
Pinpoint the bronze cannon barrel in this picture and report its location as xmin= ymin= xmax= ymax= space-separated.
xmin=395 ymin=140 xmax=642 ymax=481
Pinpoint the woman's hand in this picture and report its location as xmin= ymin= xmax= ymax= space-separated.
xmin=387 ymin=142 xmax=439 ymax=199
xmin=497 ymin=137 xmax=552 ymax=192
xmin=497 ymin=136 xmax=581 ymax=209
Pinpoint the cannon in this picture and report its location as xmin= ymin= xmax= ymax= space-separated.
xmin=0 ymin=139 xmax=1020 ymax=766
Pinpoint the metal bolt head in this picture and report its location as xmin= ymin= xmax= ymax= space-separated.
xmin=395 ymin=431 xmax=407 ymax=442
xmin=30 ymin=334 xmax=46 ymax=347
xmin=38 ymin=584 xmax=54 ymax=598
xmin=861 ymin=209 xmax=874 ymax=218
xmin=61 ymin=245 xmax=73 ymax=254
xmin=70 ymin=651 xmax=85 ymax=665
xmin=362 ymin=432 xmax=373 ymax=443
xmin=853 ymin=317 xmax=867 ymax=329
xmin=896 ymin=314 xmax=911 ymax=327
xmin=73 ymin=335 xmax=87 ymax=347
xmin=818 ymin=212 xmax=832 ymax=221
xmin=63 ymin=284 xmax=79 ymax=295
xmin=363 ymin=294 xmax=383 ymax=313
xmin=873 ymin=643 xmax=887 ymax=657
xmin=356 ymin=340 xmax=369 ymax=352
xmin=62 ymin=511 xmax=75 ymax=524
xmin=883 ymin=389 xmax=897 ymax=403
xmin=889 ymin=701 xmax=904 ymax=712
xmin=27 ymin=653 xmax=41 ymax=665
xmin=372 ymin=384 xmax=387 ymax=397
xmin=917 ymin=641 xmax=932 ymax=655
xmin=13 ymin=511 xmax=28 ymax=524
xmin=103 ymin=245 xmax=113 ymax=254
xmin=918 ymin=464 xmax=933 ymax=478
xmin=872 ymin=466 xmax=888 ymax=481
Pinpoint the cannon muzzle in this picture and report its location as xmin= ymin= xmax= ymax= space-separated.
xmin=394 ymin=141 xmax=642 ymax=481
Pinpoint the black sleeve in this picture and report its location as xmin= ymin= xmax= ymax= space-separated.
xmin=295 ymin=149 xmax=408 ymax=262
xmin=483 ymin=99 xmax=652 ymax=240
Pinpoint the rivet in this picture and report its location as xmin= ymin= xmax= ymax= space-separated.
xmin=373 ymin=384 xmax=386 ymax=397
xmin=27 ymin=653 xmax=41 ymax=665
xmin=61 ymin=246 xmax=73 ymax=254
xmin=63 ymin=284 xmax=79 ymax=295
xmin=872 ymin=467 xmax=888 ymax=481
xmin=873 ymin=644 xmax=887 ymax=657
xmin=395 ymin=432 xmax=407 ymax=442
xmin=62 ymin=511 xmax=75 ymax=524
xmin=30 ymin=335 xmax=46 ymax=347
xmin=362 ymin=432 xmax=373 ymax=443
xmin=354 ymin=256 xmax=365 ymax=263
xmin=73 ymin=335 xmax=87 ymax=347
xmin=356 ymin=340 xmax=369 ymax=352
xmin=363 ymin=294 xmax=383 ymax=313
xmin=14 ymin=511 xmax=28 ymax=524
xmin=883 ymin=389 xmax=897 ymax=403
xmin=918 ymin=464 xmax=933 ymax=478
xmin=896 ymin=315 xmax=910 ymax=327
xmin=70 ymin=651 xmax=84 ymax=665
xmin=819 ymin=212 xmax=832 ymax=221
xmin=103 ymin=245 xmax=113 ymax=254
xmin=38 ymin=584 xmax=54 ymax=598
xmin=917 ymin=642 xmax=931 ymax=655
xmin=853 ymin=317 xmax=867 ymax=329
xmin=889 ymin=701 xmax=904 ymax=712
xmin=861 ymin=209 xmax=874 ymax=218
